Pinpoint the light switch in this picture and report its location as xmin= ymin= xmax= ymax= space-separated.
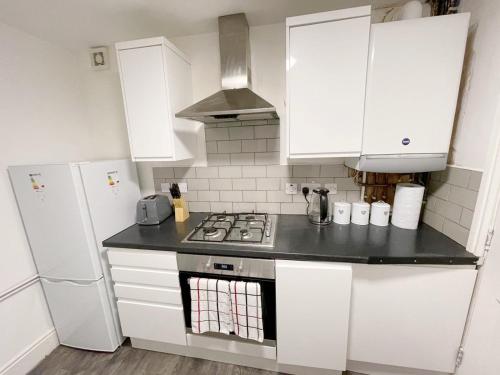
xmin=285 ymin=183 xmax=298 ymax=195
xmin=178 ymin=182 xmax=188 ymax=193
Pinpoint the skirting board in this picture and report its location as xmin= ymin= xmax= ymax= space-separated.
xmin=131 ymin=338 xmax=342 ymax=375
xmin=0 ymin=329 xmax=59 ymax=375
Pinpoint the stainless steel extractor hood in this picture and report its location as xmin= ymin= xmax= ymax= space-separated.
xmin=176 ymin=13 xmax=278 ymax=123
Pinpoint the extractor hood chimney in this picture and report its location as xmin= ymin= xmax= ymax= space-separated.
xmin=175 ymin=13 xmax=278 ymax=123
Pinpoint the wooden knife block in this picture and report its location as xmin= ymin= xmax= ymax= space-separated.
xmin=173 ymin=198 xmax=189 ymax=222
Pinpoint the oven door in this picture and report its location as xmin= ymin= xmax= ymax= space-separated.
xmin=179 ymin=271 xmax=276 ymax=342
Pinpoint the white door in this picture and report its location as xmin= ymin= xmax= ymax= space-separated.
xmin=287 ymin=16 xmax=370 ymax=158
xmin=8 ymin=164 xmax=102 ymax=280
xmin=458 ymin=217 xmax=500 ymax=374
xmin=41 ymin=277 xmax=119 ymax=351
xmin=117 ymin=45 xmax=174 ymax=160
xmin=276 ymin=260 xmax=352 ymax=370
xmin=362 ymin=13 xmax=469 ymax=156
xmin=348 ymin=264 xmax=477 ymax=373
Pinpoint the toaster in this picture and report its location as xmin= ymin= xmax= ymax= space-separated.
xmin=136 ymin=195 xmax=172 ymax=225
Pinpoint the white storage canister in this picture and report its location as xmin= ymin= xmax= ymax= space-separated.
xmin=391 ymin=183 xmax=425 ymax=230
xmin=334 ymin=202 xmax=351 ymax=225
xmin=370 ymin=201 xmax=390 ymax=226
xmin=351 ymin=201 xmax=370 ymax=225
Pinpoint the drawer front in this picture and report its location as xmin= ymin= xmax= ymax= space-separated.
xmin=117 ymin=300 xmax=186 ymax=345
xmin=114 ymin=283 xmax=182 ymax=305
xmin=108 ymin=248 xmax=177 ymax=271
xmin=111 ymin=267 xmax=179 ymax=288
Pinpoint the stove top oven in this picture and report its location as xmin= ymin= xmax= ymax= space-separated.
xmin=177 ymin=253 xmax=276 ymax=344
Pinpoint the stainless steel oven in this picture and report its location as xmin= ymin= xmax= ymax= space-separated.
xmin=177 ymin=253 xmax=276 ymax=343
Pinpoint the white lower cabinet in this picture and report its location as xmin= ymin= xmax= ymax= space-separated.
xmin=276 ymin=260 xmax=352 ymax=371
xmin=348 ymin=264 xmax=477 ymax=373
xmin=117 ymin=300 xmax=186 ymax=345
xmin=108 ymin=248 xmax=186 ymax=346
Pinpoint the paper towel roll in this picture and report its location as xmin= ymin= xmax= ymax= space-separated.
xmin=370 ymin=201 xmax=390 ymax=226
xmin=351 ymin=201 xmax=370 ymax=225
xmin=391 ymin=183 xmax=425 ymax=230
xmin=334 ymin=202 xmax=351 ymax=225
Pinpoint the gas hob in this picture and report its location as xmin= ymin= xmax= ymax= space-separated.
xmin=182 ymin=212 xmax=277 ymax=248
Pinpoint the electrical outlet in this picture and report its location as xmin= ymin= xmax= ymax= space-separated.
xmin=301 ymin=182 xmax=320 ymax=193
xmin=178 ymin=182 xmax=188 ymax=193
xmin=324 ymin=183 xmax=337 ymax=194
xmin=160 ymin=183 xmax=170 ymax=193
xmin=285 ymin=183 xmax=298 ymax=195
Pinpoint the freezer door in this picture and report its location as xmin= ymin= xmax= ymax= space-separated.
xmin=79 ymin=159 xmax=141 ymax=251
xmin=41 ymin=277 xmax=119 ymax=351
xmin=8 ymin=164 xmax=102 ymax=280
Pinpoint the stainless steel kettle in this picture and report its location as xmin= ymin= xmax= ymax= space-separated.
xmin=308 ymin=188 xmax=332 ymax=225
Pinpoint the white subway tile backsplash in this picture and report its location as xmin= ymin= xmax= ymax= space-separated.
xmin=428 ymin=180 xmax=451 ymax=200
xmin=255 ymin=125 xmax=279 ymax=139
xmin=242 ymin=120 xmax=268 ymax=126
xmin=198 ymin=191 xmax=220 ymax=202
xmin=217 ymin=121 xmax=241 ymax=127
xmin=220 ymin=191 xmax=243 ymax=202
xmin=443 ymin=220 xmax=469 ymax=247
xmin=206 ymin=141 xmax=218 ymax=154
xmin=441 ymin=167 xmax=470 ymax=188
xmin=230 ymin=153 xmax=255 ymax=165
xmin=448 ymin=186 xmax=478 ymax=210
xmin=189 ymin=201 xmax=211 ymax=212
xmin=209 ymin=178 xmax=233 ymax=191
xmin=320 ymin=165 xmax=347 ymax=177
xmin=242 ymin=166 xmax=267 ymax=178
xmin=267 ymin=191 xmax=292 ymax=203
xmin=460 ymin=208 xmax=474 ymax=229
xmin=187 ymin=178 xmax=209 ymax=191
xmin=183 ymin=191 xmax=198 ymax=201
xmin=233 ymin=202 xmax=257 ymax=212
xmin=207 ymin=153 xmax=230 ymax=166
xmin=174 ymin=167 xmax=196 ymax=178
xmin=219 ymin=166 xmax=242 ymax=178
xmin=293 ymin=165 xmax=320 ymax=177
xmin=335 ymin=177 xmax=360 ymax=191
xmin=153 ymin=167 xmax=174 ymax=178
xmin=423 ymin=210 xmax=445 ymax=232
xmin=267 ymin=165 xmax=292 ymax=178
xmin=257 ymin=202 xmax=281 ymax=214
xmin=468 ymin=171 xmax=482 ymax=191
xmin=232 ymin=178 xmax=257 ymax=190
xmin=257 ymin=178 xmax=280 ymax=191
xmin=205 ymin=128 xmax=229 ymax=141
xmin=243 ymin=191 xmax=267 ymax=202
xmin=255 ymin=152 xmax=280 ymax=165
xmin=346 ymin=191 xmax=361 ymax=203
xmin=211 ymin=202 xmax=233 ymax=213
xmin=196 ymin=167 xmax=218 ymax=178
xmin=229 ymin=126 xmax=254 ymax=140
xmin=218 ymin=140 xmax=242 ymax=153
xmin=267 ymin=139 xmax=280 ymax=152
xmin=281 ymin=203 xmax=307 ymax=215
xmin=242 ymin=139 xmax=267 ymax=152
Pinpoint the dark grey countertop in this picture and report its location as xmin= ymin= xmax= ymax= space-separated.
xmin=102 ymin=213 xmax=478 ymax=265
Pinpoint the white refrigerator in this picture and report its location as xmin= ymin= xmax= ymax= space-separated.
xmin=8 ymin=159 xmax=141 ymax=352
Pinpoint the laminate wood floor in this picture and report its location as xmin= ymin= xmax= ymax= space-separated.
xmin=29 ymin=341 xmax=285 ymax=375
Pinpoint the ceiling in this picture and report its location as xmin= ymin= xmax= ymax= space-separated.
xmin=0 ymin=0 xmax=396 ymax=50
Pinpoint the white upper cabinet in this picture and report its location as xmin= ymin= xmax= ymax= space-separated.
xmin=286 ymin=7 xmax=371 ymax=160
xmin=352 ymin=13 xmax=470 ymax=172
xmin=116 ymin=37 xmax=206 ymax=163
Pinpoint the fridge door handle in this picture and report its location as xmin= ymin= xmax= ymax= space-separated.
xmin=42 ymin=276 xmax=103 ymax=286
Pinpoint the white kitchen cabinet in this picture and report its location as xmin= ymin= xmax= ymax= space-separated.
xmin=286 ymin=7 xmax=370 ymax=160
xmin=352 ymin=13 xmax=470 ymax=172
xmin=116 ymin=37 xmax=206 ymax=163
xmin=276 ymin=260 xmax=352 ymax=371
xmin=348 ymin=264 xmax=477 ymax=373
xmin=108 ymin=248 xmax=186 ymax=346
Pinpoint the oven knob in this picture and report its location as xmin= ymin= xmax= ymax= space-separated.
xmin=205 ymin=256 xmax=212 ymax=269
xmin=238 ymin=260 xmax=244 ymax=272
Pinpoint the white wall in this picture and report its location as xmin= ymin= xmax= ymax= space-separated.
xmin=450 ymin=0 xmax=500 ymax=171
xmin=0 ymin=21 xmax=100 ymax=373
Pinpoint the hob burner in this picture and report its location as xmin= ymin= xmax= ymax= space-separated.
xmin=216 ymin=215 xmax=227 ymax=221
xmin=202 ymin=227 xmax=219 ymax=237
xmin=240 ymin=229 xmax=252 ymax=240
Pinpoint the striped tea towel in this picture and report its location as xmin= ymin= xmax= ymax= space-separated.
xmin=189 ymin=278 xmax=233 ymax=335
xmin=230 ymin=280 xmax=264 ymax=343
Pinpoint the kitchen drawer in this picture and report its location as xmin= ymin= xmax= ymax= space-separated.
xmin=111 ymin=266 xmax=179 ymax=288
xmin=117 ymin=300 xmax=186 ymax=345
xmin=114 ymin=283 xmax=182 ymax=305
xmin=108 ymin=248 xmax=178 ymax=271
